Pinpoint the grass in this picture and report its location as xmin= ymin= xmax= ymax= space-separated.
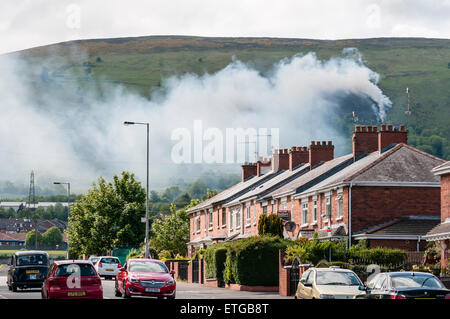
xmin=11 ymin=36 xmax=450 ymax=159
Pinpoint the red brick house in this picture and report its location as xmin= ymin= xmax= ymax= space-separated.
xmin=187 ymin=124 xmax=445 ymax=254
xmin=425 ymin=161 xmax=450 ymax=270
xmin=294 ymin=125 xmax=444 ymax=249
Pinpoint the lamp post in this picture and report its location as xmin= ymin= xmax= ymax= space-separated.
xmin=54 ymin=182 xmax=70 ymax=259
xmin=124 ymin=121 xmax=150 ymax=259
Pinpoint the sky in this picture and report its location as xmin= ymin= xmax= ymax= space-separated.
xmin=1 ymin=0 xmax=450 ymax=54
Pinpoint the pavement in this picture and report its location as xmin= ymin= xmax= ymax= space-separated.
xmin=0 ymin=274 xmax=289 ymax=299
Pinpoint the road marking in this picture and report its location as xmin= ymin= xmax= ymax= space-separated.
xmin=0 ymin=294 xmax=7 ymax=299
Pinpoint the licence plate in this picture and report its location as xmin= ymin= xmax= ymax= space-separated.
xmin=105 ymin=269 xmax=114 ymax=272
xmin=68 ymin=291 xmax=86 ymax=297
xmin=145 ymin=288 xmax=160 ymax=293
xmin=26 ymin=270 xmax=39 ymax=274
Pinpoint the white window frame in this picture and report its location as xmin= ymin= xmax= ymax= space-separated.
xmin=302 ymin=201 xmax=308 ymax=226
xmin=326 ymin=194 xmax=332 ymax=217
xmin=196 ymin=215 xmax=201 ymax=233
xmin=337 ymin=191 xmax=343 ymax=220
xmin=236 ymin=209 xmax=241 ymax=229
xmin=312 ymin=199 xmax=318 ymax=223
xmin=246 ymin=204 xmax=251 ymax=226
xmin=208 ymin=209 xmax=213 ymax=230
xmin=222 ymin=207 xmax=227 ymax=227
xmin=281 ymin=197 xmax=287 ymax=211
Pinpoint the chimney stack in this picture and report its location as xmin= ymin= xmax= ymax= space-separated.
xmin=308 ymin=141 xmax=334 ymax=167
xmin=289 ymin=146 xmax=309 ymax=171
xmin=378 ymin=124 xmax=408 ymax=151
xmin=352 ymin=125 xmax=378 ymax=159
xmin=272 ymin=148 xmax=290 ymax=172
xmin=241 ymin=162 xmax=257 ymax=182
xmin=256 ymin=157 xmax=272 ymax=176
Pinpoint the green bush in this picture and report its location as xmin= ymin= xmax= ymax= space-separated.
xmin=204 ymin=244 xmax=227 ymax=286
xmin=221 ymin=235 xmax=292 ymax=286
xmin=257 ymin=214 xmax=283 ymax=237
xmin=285 ymin=240 xmax=407 ymax=267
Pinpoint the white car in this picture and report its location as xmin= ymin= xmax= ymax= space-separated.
xmin=94 ymin=256 xmax=122 ymax=280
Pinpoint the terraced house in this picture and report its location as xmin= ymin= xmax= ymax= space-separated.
xmin=187 ymin=124 xmax=445 ymax=256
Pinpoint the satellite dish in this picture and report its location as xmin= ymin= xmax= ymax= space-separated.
xmin=284 ymin=221 xmax=296 ymax=232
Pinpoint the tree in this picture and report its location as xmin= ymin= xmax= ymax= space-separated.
xmin=257 ymin=214 xmax=284 ymax=237
xmin=25 ymin=230 xmax=43 ymax=247
xmin=67 ymin=171 xmax=146 ymax=257
xmin=42 ymin=226 xmax=63 ymax=246
xmin=150 ymin=204 xmax=190 ymax=257
xmin=203 ymin=189 xmax=218 ymax=200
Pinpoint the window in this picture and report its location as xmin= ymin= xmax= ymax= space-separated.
xmin=337 ymin=194 xmax=343 ymax=219
xmin=302 ymin=202 xmax=308 ymax=225
xmin=196 ymin=216 xmax=201 ymax=232
xmin=326 ymin=195 xmax=331 ymax=217
xmin=222 ymin=208 xmax=226 ymax=227
xmin=236 ymin=209 xmax=241 ymax=228
xmin=262 ymin=201 xmax=268 ymax=214
xmin=281 ymin=197 xmax=287 ymax=211
xmin=313 ymin=199 xmax=317 ymax=222
xmin=208 ymin=209 xmax=213 ymax=228
xmin=246 ymin=205 xmax=251 ymax=224
xmin=129 ymin=261 xmax=168 ymax=273
xmin=55 ymin=264 xmax=96 ymax=277
xmin=230 ymin=210 xmax=234 ymax=230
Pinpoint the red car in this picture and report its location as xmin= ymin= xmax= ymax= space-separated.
xmin=115 ymin=258 xmax=176 ymax=299
xmin=41 ymin=260 xmax=103 ymax=299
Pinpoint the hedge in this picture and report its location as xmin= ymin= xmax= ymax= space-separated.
xmin=204 ymin=244 xmax=227 ymax=286
xmin=221 ymin=235 xmax=293 ymax=286
xmin=285 ymin=239 xmax=407 ymax=267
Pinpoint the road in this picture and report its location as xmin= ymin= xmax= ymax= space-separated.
xmin=0 ymin=275 xmax=288 ymax=299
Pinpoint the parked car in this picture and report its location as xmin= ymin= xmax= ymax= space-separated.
xmin=115 ymin=258 xmax=176 ymax=299
xmin=94 ymin=256 xmax=121 ymax=280
xmin=88 ymin=256 xmax=100 ymax=265
xmin=41 ymin=260 xmax=103 ymax=299
xmin=357 ymin=272 xmax=450 ymax=299
xmin=295 ymin=267 xmax=365 ymax=299
xmin=7 ymin=251 xmax=50 ymax=292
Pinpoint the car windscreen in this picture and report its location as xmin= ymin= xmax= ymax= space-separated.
xmin=54 ymin=264 xmax=97 ymax=277
xmin=16 ymin=254 xmax=48 ymax=266
xmin=129 ymin=261 xmax=168 ymax=273
xmin=316 ymin=271 xmax=361 ymax=286
xmin=391 ymin=275 xmax=445 ymax=289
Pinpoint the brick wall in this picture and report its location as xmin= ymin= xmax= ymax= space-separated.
xmin=278 ymin=250 xmax=289 ymax=296
xmin=441 ymin=174 xmax=450 ymax=222
xmin=351 ymin=186 xmax=440 ymax=233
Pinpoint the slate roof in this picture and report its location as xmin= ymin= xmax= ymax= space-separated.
xmin=317 ymin=225 xmax=348 ymax=239
xmin=224 ymin=163 xmax=310 ymax=207
xmin=186 ymin=171 xmax=277 ymax=213
xmin=262 ymin=154 xmax=354 ymax=200
xmin=353 ymin=216 xmax=440 ymax=238
xmin=300 ymin=144 xmax=444 ymax=195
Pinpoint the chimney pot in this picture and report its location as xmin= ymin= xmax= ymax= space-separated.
xmin=373 ymin=126 xmax=378 ymax=132
xmin=381 ymin=124 xmax=386 ymax=131
xmin=399 ymin=125 xmax=405 ymax=131
xmin=387 ymin=124 xmax=393 ymax=131
xmin=355 ymin=126 xmax=361 ymax=132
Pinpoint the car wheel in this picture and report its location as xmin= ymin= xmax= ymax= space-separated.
xmin=122 ymin=281 xmax=131 ymax=299
xmin=12 ymin=285 xmax=17 ymax=292
xmin=114 ymin=281 xmax=122 ymax=297
xmin=167 ymin=295 xmax=175 ymax=300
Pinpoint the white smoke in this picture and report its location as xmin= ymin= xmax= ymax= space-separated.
xmin=0 ymin=48 xmax=392 ymax=192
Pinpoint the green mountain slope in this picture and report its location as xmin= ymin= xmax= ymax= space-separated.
xmin=13 ymin=36 xmax=450 ymax=159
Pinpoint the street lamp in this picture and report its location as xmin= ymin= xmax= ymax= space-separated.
xmin=54 ymin=181 xmax=70 ymax=259
xmin=124 ymin=121 xmax=150 ymax=259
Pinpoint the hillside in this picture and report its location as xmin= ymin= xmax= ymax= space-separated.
xmin=11 ymin=36 xmax=450 ymax=160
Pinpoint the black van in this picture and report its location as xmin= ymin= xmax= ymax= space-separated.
xmin=7 ymin=251 xmax=50 ymax=291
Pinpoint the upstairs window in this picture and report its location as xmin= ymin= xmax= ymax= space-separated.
xmin=281 ymin=197 xmax=287 ymax=211
xmin=208 ymin=209 xmax=213 ymax=228
xmin=246 ymin=205 xmax=251 ymax=224
xmin=337 ymin=194 xmax=343 ymax=219
xmin=313 ymin=199 xmax=318 ymax=222
xmin=326 ymin=195 xmax=332 ymax=217
xmin=302 ymin=202 xmax=308 ymax=225
xmin=222 ymin=208 xmax=226 ymax=227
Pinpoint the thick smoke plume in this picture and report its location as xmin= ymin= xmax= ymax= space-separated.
xmin=0 ymin=48 xmax=391 ymax=193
